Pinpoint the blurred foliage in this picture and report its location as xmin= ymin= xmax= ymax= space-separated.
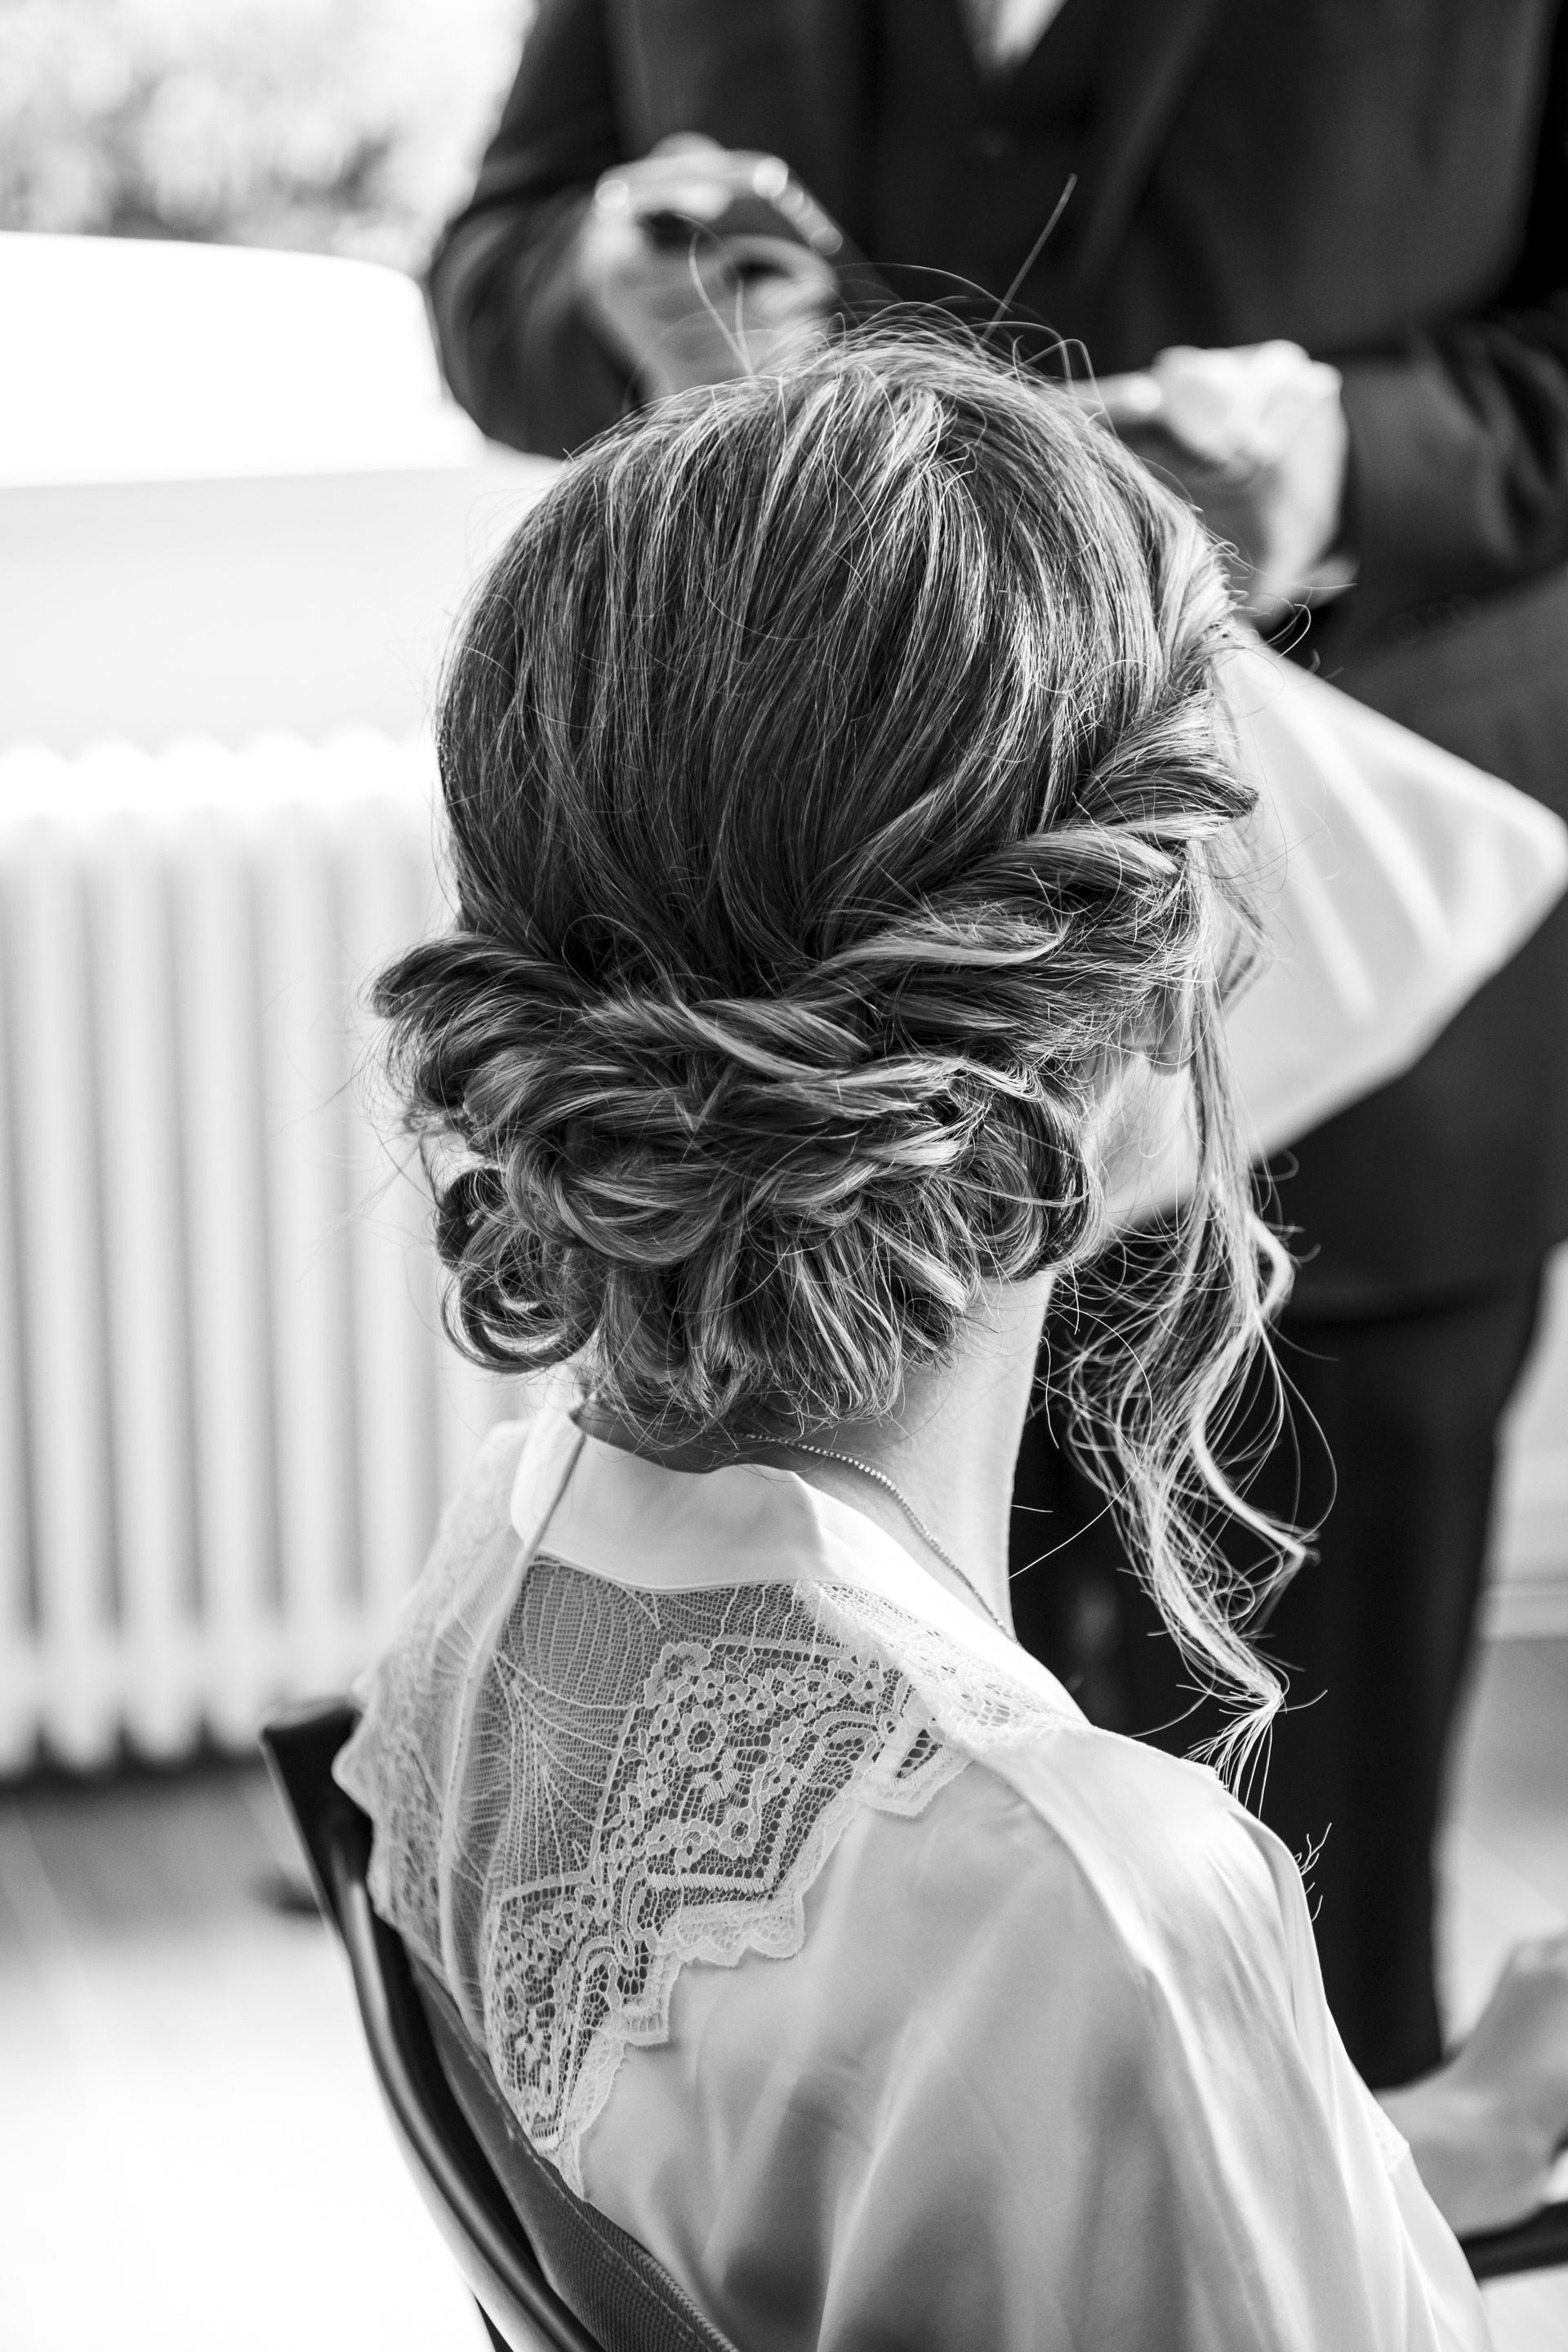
xmin=0 ymin=0 xmax=532 ymax=270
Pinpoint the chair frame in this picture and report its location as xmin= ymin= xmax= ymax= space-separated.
xmin=261 ymin=1701 xmax=600 ymax=2352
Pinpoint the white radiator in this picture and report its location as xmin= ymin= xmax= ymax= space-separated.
xmin=0 ymin=733 xmax=515 ymax=1771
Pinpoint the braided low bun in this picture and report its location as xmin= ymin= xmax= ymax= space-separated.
xmin=376 ymin=332 xmax=1293 ymax=1758
xmin=386 ymin=895 xmax=1118 ymax=1437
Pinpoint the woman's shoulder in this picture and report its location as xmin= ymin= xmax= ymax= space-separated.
xmin=1004 ymin=1707 xmax=1280 ymax=1874
xmin=393 ymin=1410 xmax=537 ymax=1615
xmin=866 ymin=1717 xmax=1295 ymax=2015
xmin=334 ymin=1414 xmax=537 ymax=1962
xmin=766 ymin=1717 xmax=1309 ymax=2158
xmin=581 ymin=1748 xmax=1350 ymax=2352
xmin=795 ymin=1704 xmax=1276 ymax=1946
xmin=449 ymin=1412 xmax=536 ymax=1532
xmin=987 ymin=1713 xmax=1300 ymax=2009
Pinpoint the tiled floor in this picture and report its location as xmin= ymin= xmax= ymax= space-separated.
xmin=2 ymin=1643 xmax=1565 ymax=2351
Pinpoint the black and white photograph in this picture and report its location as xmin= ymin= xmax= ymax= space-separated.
xmin=2 ymin=4 xmax=1568 ymax=2346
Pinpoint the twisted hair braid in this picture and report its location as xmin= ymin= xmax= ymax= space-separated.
xmin=374 ymin=332 xmax=1296 ymax=1770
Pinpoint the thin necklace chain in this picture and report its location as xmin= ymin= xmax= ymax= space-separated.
xmin=781 ymin=1439 xmax=1008 ymax=1633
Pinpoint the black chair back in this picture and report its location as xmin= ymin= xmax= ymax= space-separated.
xmin=261 ymin=1700 xmax=737 ymax=2352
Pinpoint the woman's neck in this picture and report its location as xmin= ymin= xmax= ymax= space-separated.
xmin=771 ymin=1274 xmax=1053 ymax=1634
xmin=579 ymin=1275 xmax=1053 ymax=1635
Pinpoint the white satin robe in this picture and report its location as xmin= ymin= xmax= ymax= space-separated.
xmin=365 ymin=1414 xmax=1492 ymax=2350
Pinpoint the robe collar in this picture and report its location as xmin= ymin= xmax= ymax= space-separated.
xmin=508 ymin=1401 xmax=1083 ymax=1713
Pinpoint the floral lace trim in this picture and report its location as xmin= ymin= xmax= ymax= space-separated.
xmin=478 ymin=1575 xmax=964 ymax=2191
xmin=818 ymin=1583 xmax=1091 ymax=1750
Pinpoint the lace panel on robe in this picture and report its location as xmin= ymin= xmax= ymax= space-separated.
xmin=337 ymin=1423 xmax=1085 ymax=2192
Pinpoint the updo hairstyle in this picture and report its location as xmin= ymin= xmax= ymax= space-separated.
xmin=376 ymin=336 xmax=1294 ymax=1758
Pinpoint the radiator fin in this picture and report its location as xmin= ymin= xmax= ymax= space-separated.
xmin=0 ymin=733 xmax=517 ymax=1770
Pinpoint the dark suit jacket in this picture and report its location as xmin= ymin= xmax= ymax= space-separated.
xmin=430 ymin=0 xmax=1568 ymax=1311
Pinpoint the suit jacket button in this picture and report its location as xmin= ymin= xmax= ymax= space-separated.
xmin=963 ymin=125 xmax=1023 ymax=172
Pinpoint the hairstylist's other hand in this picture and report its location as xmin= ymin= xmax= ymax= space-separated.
xmin=1379 ymin=1931 xmax=1568 ymax=2237
xmin=1085 ymin=341 xmax=1352 ymax=625
xmin=577 ymin=135 xmax=839 ymax=401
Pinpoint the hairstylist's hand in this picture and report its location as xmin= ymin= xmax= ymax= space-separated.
xmin=1084 ymin=341 xmax=1352 ymax=625
xmin=577 ymin=135 xmax=839 ymax=401
xmin=1379 ymin=1931 xmax=1568 ymax=2236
